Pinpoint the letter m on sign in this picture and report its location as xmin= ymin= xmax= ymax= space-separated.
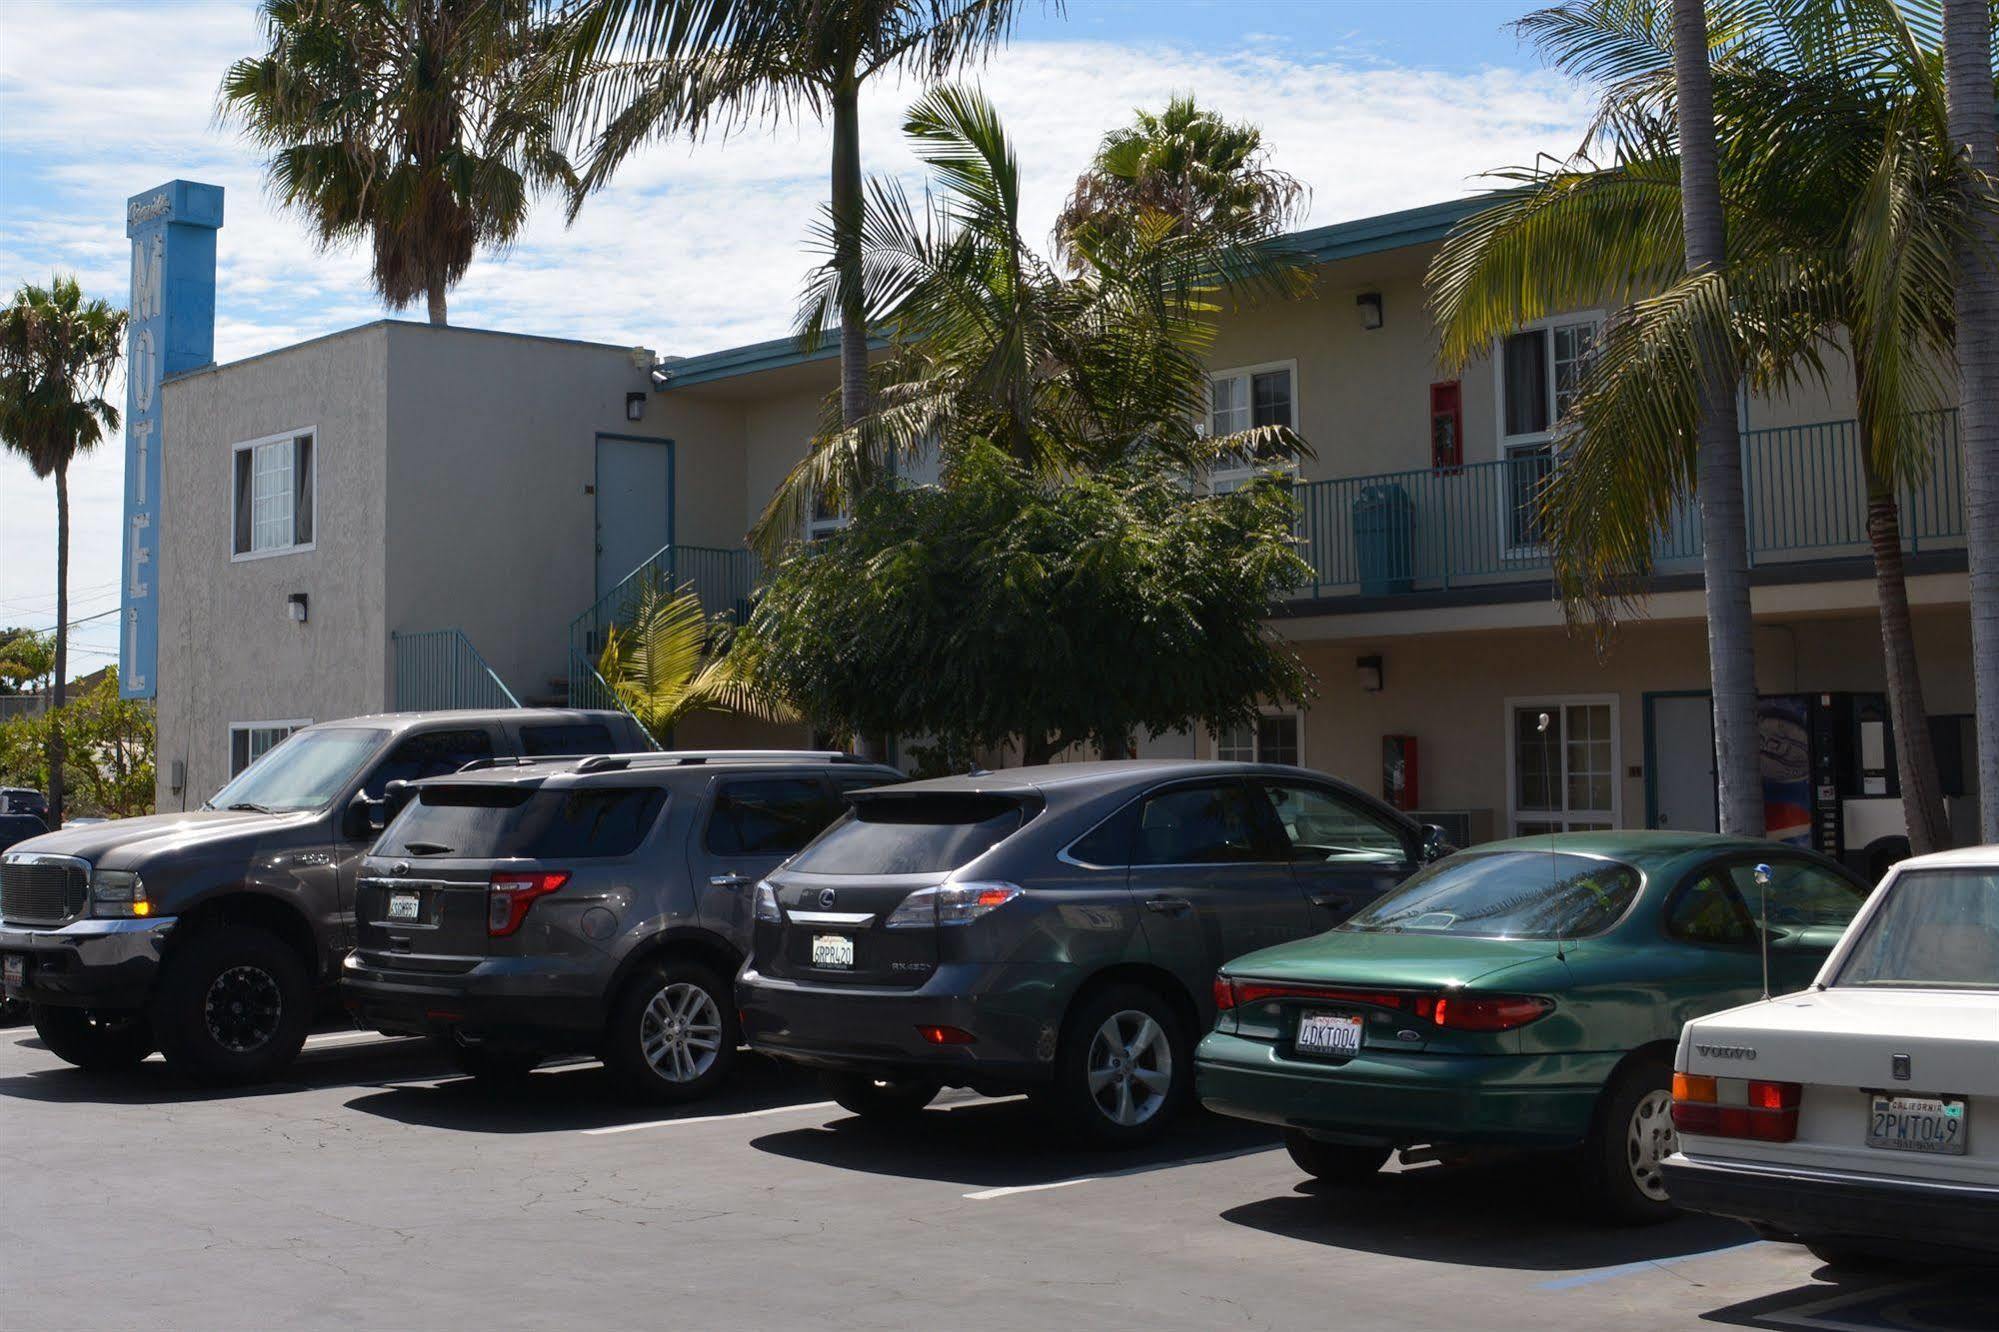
xmin=131 ymin=234 xmax=163 ymax=321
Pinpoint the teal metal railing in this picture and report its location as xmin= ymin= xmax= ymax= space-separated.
xmin=566 ymin=543 xmax=762 ymax=708
xmin=393 ymin=628 xmax=521 ymax=711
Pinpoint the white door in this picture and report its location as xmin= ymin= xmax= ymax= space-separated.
xmin=1651 ymin=695 xmax=1718 ymax=832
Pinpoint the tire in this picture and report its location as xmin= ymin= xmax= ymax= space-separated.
xmin=152 ymin=925 xmax=312 ymax=1085
xmin=31 ymin=1004 xmax=154 ymax=1071
xmin=824 ymin=1070 xmax=941 ymax=1121
xmin=1284 ymin=1130 xmax=1391 ymax=1186
xmin=604 ymin=959 xmax=738 ymax=1104
xmin=447 ymin=1043 xmax=543 ymax=1084
xmin=1042 ymin=982 xmax=1192 ymax=1148
xmin=1584 ymin=1054 xmax=1679 ymax=1225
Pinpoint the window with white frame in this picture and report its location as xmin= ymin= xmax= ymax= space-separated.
xmin=1215 ymin=712 xmax=1302 ymax=766
xmin=229 ymin=720 xmax=310 ymax=777
xmin=1507 ymin=697 xmax=1617 ymax=835
xmin=1497 ymin=317 xmax=1598 ymax=548
xmin=232 ymin=429 xmax=315 ymax=558
xmin=805 ymin=487 xmax=849 ymax=542
xmin=1206 ymin=361 xmax=1297 ymax=493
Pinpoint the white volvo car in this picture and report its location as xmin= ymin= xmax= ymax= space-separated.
xmin=1661 ymin=846 xmax=1997 ymax=1268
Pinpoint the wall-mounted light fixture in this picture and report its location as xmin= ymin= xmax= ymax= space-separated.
xmin=1356 ymin=654 xmax=1384 ymax=693
xmin=1356 ymin=292 xmax=1384 ymax=331
xmin=625 ymin=391 xmax=647 ymax=422
xmin=287 ymin=592 xmax=308 ymax=624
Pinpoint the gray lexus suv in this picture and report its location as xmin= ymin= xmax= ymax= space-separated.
xmin=341 ymin=750 xmax=902 ymax=1101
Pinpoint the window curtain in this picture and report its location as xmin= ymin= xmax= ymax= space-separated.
xmin=1502 ymin=331 xmax=1548 ymax=437
xmin=293 ymin=434 xmax=314 ymax=545
xmin=233 ymin=449 xmax=253 ymax=554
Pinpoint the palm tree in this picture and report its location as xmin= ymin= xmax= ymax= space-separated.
xmin=220 ymin=0 xmax=577 ymax=325
xmin=553 ymin=0 xmax=1031 ymax=428
xmin=1429 ymin=0 xmax=1976 ymax=852
xmin=597 ymin=580 xmax=794 ymax=743
xmin=1054 ymin=93 xmax=1307 ymax=263
xmin=0 ymin=276 xmax=125 ymax=829
xmin=1942 ymin=0 xmax=1999 ymax=841
xmin=756 ymin=84 xmax=1313 ymax=548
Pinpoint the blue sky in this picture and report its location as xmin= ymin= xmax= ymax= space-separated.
xmin=0 ymin=0 xmax=1589 ymax=672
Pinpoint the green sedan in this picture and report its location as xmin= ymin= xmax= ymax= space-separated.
xmin=1195 ymin=831 xmax=1870 ymax=1223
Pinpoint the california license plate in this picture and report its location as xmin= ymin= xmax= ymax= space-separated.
xmin=2 ymin=953 xmax=24 ymax=988
xmin=1867 ymin=1093 xmax=1968 ymax=1156
xmin=1295 ymin=1009 xmax=1364 ymax=1059
xmin=811 ymin=934 xmax=855 ymax=969
xmin=387 ymin=892 xmax=422 ymax=922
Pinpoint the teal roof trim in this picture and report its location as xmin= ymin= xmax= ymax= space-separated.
xmin=658 ymin=330 xmax=890 ymax=389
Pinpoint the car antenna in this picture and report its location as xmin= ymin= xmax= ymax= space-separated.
xmin=1755 ymin=862 xmax=1773 ymax=1001
xmin=1540 ymin=712 xmax=1566 ymax=963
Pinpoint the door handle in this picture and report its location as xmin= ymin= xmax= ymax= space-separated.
xmin=709 ymin=873 xmax=751 ymax=888
xmin=1143 ymin=896 xmax=1192 ymax=914
xmin=1307 ymin=891 xmax=1348 ymax=909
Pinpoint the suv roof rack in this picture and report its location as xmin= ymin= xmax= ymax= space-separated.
xmin=572 ymin=749 xmax=869 ymax=773
xmin=453 ymin=754 xmax=596 ymax=774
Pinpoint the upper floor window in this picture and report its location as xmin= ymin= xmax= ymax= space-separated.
xmin=1206 ymin=361 xmax=1297 ymax=493
xmin=1497 ymin=317 xmax=1597 ymax=547
xmin=232 ymin=429 xmax=315 ymax=559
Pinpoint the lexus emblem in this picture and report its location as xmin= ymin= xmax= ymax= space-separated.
xmin=392 ymin=861 xmax=410 ymax=877
xmin=818 ymin=888 xmax=837 ymax=909
xmin=1892 ymin=1052 xmax=1912 ymax=1082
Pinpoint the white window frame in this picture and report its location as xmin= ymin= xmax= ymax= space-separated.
xmin=1211 ymin=708 xmax=1305 ymax=766
xmin=230 ymin=427 xmax=317 ymax=562
xmin=1204 ymin=359 xmax=1300 ymax=493
xmin=1491 ymin=314 xmax=1600 ymax=554
xmin=228 ymin=718 xmax=313 ymax=778
xmin=1503 ymin=694 xmax=1621 ymax=836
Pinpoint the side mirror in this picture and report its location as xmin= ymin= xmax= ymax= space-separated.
xmin=1417 ymin=823 xmax=1454 ymax=864
xmin=343 ymin=791 xmax=387 ymax=841
xmin=383 ymin=779 xmax=417 ymax=819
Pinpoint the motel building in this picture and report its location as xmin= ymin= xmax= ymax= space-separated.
xmin=121 ymin=182 xmax=1982 ymax=876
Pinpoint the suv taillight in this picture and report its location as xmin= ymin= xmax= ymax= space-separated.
xmin=488 ymin=871 xmax=570 ymax=937
xmin=1671 ymin=1072 xmax=1802 ymax=1142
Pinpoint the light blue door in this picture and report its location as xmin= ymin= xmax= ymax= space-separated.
xmin=595 ymin=435 xmax=673 ymax=596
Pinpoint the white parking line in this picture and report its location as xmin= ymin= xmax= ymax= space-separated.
xmin=582 ymin=1100 xmax=842 ymax=1135
xmin=962 ymin=1144 xmax=1278 ymax=1200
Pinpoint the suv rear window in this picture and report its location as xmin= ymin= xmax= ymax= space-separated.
xmin=787 ymin=794 xmax=1028 ymax=875
xmin=384 ymin=784 xmax=666 ymax=860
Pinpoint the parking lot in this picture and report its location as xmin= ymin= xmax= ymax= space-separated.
xmin=2 ymin=1022 xmax=1991 ymax=1332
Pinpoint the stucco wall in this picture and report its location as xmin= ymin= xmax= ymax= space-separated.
xmin=154 ymin=324 xmax=391 ymax=808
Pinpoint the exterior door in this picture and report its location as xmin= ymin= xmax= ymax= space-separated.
xmin=1126 ymin=779 xmax=1314 ymax=1001
xmin=595 ymin=434 xmax=673 ymax=596
xmin=1255 ymin=779 xmax=1416 ymax=927
xmin=1650 ymin=694 xmax=1718 ymax=832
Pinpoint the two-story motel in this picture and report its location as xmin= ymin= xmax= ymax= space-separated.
xmin=138 ymin=193 xmax=1982 ymax=874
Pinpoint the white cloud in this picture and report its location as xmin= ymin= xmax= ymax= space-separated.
xmin=0 ymin=0 xmax=1594 ymax=671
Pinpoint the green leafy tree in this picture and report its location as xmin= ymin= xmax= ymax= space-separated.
xmin=55 ymin=669 xmax=155 ymax=819
xmin=0 ymin=275 xmax=125 ymax=828
xmin=220 ymin=0 xmax=578 ymax=324
xmin=760 ymin=85 xmax=1313 ymax=548
xmin=1428 ymin=0 xmax=1994 ymax=852
xmin=1054 ymin=93 xmax=1307 ymax=263
xmin=597 ymin=580 xmax=796 ymax=744
xmin=555 ymin=0 xmax=1030 ymax=428
xmin=736 ymin=444 xmax=1315 ymax=765
xmin=0 ymin=628 xmax=56 ymax=694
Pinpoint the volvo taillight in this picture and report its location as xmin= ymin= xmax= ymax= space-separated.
xmin=488 ymin=871 xmax=570 ymax=937
xmin=1670 ymin=1072 xmax=1802 ymax=1142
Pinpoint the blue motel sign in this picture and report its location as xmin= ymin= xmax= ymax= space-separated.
xmin=120 ymin=180 xmax=222 ymax=699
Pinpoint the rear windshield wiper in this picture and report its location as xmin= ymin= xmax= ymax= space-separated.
xmin=400 ymin=841 xmax=455 ymax=855
xmin=225 ymin=802 xmax=280 ymax=815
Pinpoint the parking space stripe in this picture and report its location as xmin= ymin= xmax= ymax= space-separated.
xmin=1534 ymin=1241 xmax=1767 ymax=1290
xmin=962 ymin=1144 xmax=1277 ymax=1199
xmin=582 ymin=1100 xmax=841 ymax=1135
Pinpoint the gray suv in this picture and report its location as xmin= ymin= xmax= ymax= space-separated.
xmin=0 ymin=708 xmax=647 ymax=1083
xmin=341 ymin=750 xmax=902 ymax=1101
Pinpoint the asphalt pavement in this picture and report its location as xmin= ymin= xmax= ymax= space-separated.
xmin=1 ymin=1022 xmax=1991 ymax=1331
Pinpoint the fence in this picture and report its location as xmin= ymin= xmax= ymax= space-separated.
xmin=392 ymin=628 xmax=520 ymax=712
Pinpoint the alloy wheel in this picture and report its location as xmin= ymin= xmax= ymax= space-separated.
xmin=640 ymin=982 xmax=722 ymax=1083
xmin=1626 ymin=1088 xmax=1678 ymax=1202
xmin=202 ymin=965 xmax=283 ymax=1054
xmin=1085 ymin=1009 xmax=1174 ymax=1127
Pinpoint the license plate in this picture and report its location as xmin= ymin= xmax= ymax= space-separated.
xmin=811 ymin=934 xmax=855 ymax=969
xmin=1868 ymin=1093 xmax=1968 ymax=1156
xmin=387 ymin=892 xmax=422 ymax=922
xmin=1295 ymin=1008 xmax=1364 ymax=1059
xmin=2 ymin=953 xmax=24 ymax=988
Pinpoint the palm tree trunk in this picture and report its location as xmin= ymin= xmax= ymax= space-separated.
xmin=1945 ymin=0 xmax=1999 ymax=841
xmin=48 ymin=461 xmax=69 ymax=829
xmin=426 ymin=277 xmax=448 ymax=326
xmin=831 ymin=77 xmax=868 ymax=429
xmin=1862 ymin=446 xmax=1951 ymax=855
xmin=1673 ymin=0 xmax=1762 ymax=837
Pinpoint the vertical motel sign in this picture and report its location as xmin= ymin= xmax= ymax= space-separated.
xmin=120 ymin=181 xmax=223 ymax=699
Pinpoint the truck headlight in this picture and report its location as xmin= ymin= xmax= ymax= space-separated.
xmin=90 ymin=870 xmax=151 ymax=918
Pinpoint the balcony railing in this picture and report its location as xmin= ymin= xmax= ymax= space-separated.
xmin=565 ymin=542 xmax=764 ymax=710
xmin=393 ymin=628 xmax=520 ymax=711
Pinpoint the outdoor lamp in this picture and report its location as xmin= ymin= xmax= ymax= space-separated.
xmin=1356 ymin=292 xmax=1384 ymax=330
xmin=1356 ymin=654 xmax=1384 ymax=692
xmin=626 ymin=391 xmax=647 ymax=422
xmin=287 ymin=592 xmax=308 ymax=624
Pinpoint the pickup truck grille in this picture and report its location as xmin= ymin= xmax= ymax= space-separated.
xmin=1 ymin=859 xmax=88 ymax=925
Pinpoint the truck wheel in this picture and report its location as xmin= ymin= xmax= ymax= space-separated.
xmin=31 ymin=1004 xmax=154 ymax=1071
xmin=824 ymin=1071 xmax=941 ymax=1120
xmin=604 ymin=959 xmax=738 ymax=1104
xmin=1584 ymin=1054 xmax=1679 ymax=1226
xmin=1284 ymin=1130 xmax=1391 ymax=1186
xmin=1040 ymin=983 xmax=1192 ymax=1148
xmin=153 ymin=925 xmax=312 ymax=1085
